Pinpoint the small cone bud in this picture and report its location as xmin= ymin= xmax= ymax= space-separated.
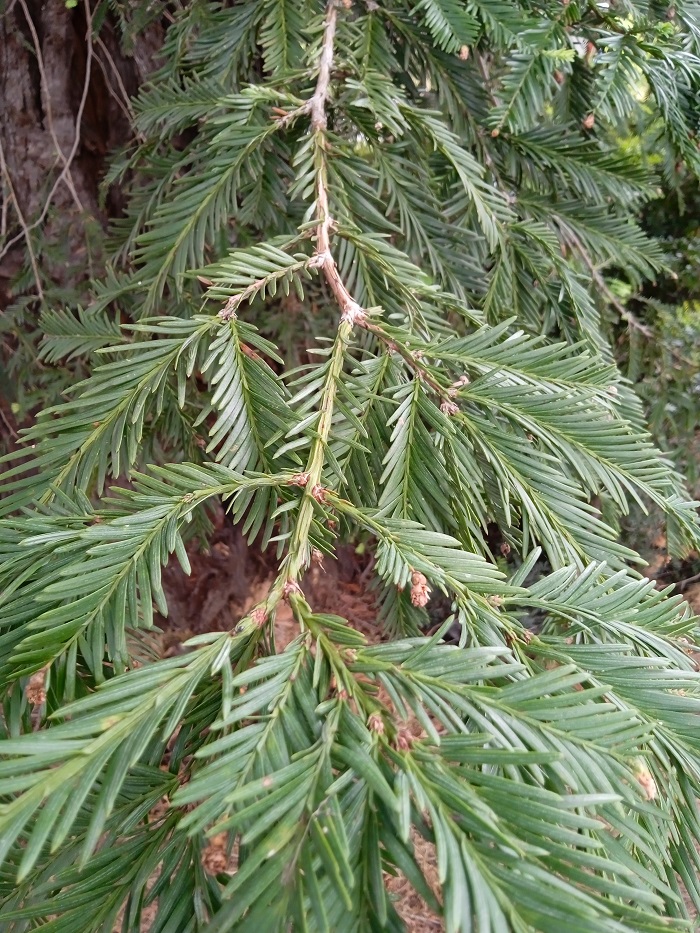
xmin=368 ymin=712 xmax=385 ymax=734
xmin=26 ymin=667 xmax=48 ymax=706
xmin=633 ymin=760 xmax=658 ymax=801
xmin=410 ymin=571 xmax=430 ymax=607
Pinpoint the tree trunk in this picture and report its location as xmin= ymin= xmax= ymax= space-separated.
xmin=0 ymin=0 xmax=162 ymax=287
xmin=0 ymin=0 xmax=163 ymax=434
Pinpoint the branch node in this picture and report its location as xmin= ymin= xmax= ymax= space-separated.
xmin=219 ymin=299 xmax=238 ymax=321
xmin=341 ymin=300 xmax=366 ymax=325
xmin=250 ymin=606 xmax=268 ymax=627
xmin=368 ymin=712 xmax=385 ymax=734
xmin=440 ymin=400 xmax=460 ymax=416
xmin=282 ymin=579 xmax=302 ymax=600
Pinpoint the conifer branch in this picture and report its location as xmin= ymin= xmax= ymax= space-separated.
xmin=4 ymin=3 xmax=700 ymax=926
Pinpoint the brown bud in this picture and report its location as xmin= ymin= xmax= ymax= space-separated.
xmin=250 ymin=606 xmax=268 ymax=627
xmin=282 ymin=579 xmax=302 ymax=600
xmin=490 ymin=128 xmax=500 ymax=138
xmin=450 ymin=374 xmax=470 ymax=394
xmin=582 ymin=112 xmax=595 ymax=130
xmin=289 ymin=472 xmax=309 ymax=487
xmin=26 ymin=667 xmax=48 ymax=706
xmin=633 ymin=760 xmax=658 ymax=801
xmin=459 ymin=45 xmax=470 ymax=60
xmin=410 ymin=571 xmax=431 ymax=608
xmin=219 ymin=299 xmax=238 ymax=321
xmin=202 ymin=837 xmax=228 ymax=875
xmin=394 ymin=726 xmax=414 ymax=751
xmin=440 ymin=400 xmax=459 ymax=416
xmin=368 ymin=712 xmax=385 ymax=734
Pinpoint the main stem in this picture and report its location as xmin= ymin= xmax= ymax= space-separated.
xmin=266 ymin=1 xmax=362 ymax=610
xmin=309 ymin=1 xmax=364 ymax=326
xmin=286 ymin=324 xmax=350 ymax=583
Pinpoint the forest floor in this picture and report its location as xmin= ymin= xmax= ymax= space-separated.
xmin=119 ymin=510 xmax=700 ymax=933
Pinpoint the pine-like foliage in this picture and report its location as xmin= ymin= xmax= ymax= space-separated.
xmin=2 ymin=1 xmax=700 ymax=930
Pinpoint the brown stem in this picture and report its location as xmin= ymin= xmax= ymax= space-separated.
xmin=309 ymin=2 xmax=338 ymax=135
xmin=308 ymin=0 xmax=365 ymax=325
